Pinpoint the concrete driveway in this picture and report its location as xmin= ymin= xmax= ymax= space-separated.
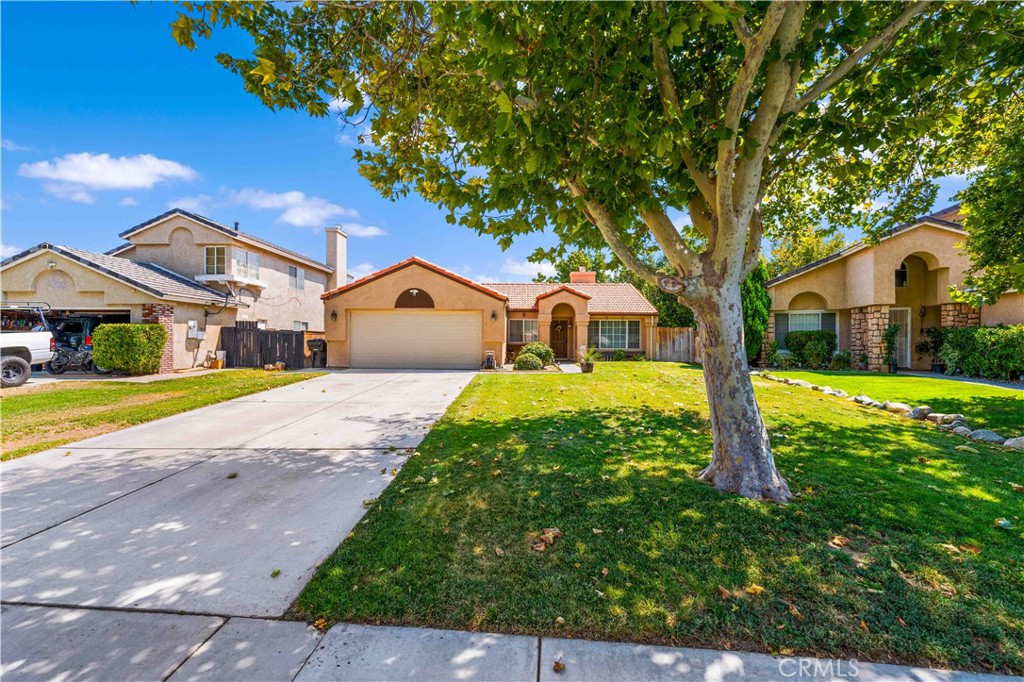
xmin=1 ymin=370 xmax=472 ymax=680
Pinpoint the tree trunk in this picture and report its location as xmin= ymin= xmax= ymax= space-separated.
xmin=694 ymin=287 xmax=792 ymax=502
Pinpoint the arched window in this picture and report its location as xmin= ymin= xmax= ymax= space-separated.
xmin=395 ymin=288 xmax=434 ymax=308
xmin=895 ymin=261 xmax=908 ymax=288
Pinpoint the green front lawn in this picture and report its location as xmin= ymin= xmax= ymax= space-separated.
xmin=296 ymin=363 xmax=1024 ymax=674
xmin=769 ymin=370 xmax=1023 ymax=437
xmin=1 ymin=370 xmax=321 ymax=460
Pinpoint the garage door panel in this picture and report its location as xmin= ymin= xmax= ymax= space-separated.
xmin=350 ymin=311 xmax=480 ymax=369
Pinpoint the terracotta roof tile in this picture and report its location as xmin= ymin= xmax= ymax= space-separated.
xmin=483 ymin=282 xmax=658 ymax=314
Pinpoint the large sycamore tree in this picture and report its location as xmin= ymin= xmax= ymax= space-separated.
xmin=174 ymin=1 xmax=1022 ymax=501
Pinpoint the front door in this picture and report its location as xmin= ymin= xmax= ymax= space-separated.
xmin=551 ymin=320 xmax=569 ymax=358
xmin=888 ymin=307 xmax=912 ymax=368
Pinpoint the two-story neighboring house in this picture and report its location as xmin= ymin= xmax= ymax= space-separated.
xmin=0 ymin=208 xmax=346 ymax=372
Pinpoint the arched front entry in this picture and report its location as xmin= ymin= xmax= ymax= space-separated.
xmin=549 ymin=302 xmax=575 ymax=359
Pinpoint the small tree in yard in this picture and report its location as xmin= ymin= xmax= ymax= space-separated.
xmin=173 ymin=1 xmax=1022 ymax=501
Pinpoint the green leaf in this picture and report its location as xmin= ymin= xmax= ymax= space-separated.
xmin=496 ymin=91 xmax=512 ymax=114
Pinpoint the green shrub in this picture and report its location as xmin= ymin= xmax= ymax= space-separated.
xmin=784 ymin=330 xmax=837 ymax=365
xmin=882 ymin=323 xmax=901 ymax=367
xmin=91 ymin=324 xmax=167 ymax=375
xmin=513 ymin=352 xmax=544 ymax=371
xmin=632 ymin=353 xmax=647 ymax=362
xmin=829 ymin=351 xmax=853 ymax=371
xmin=939 ymin=325 xmax=1024 ymax=380
xmin=776 ymin=354 xmax=798 ymax=370
xmin=803 ymin=338 xmax=831 ymax=368
xmin=519 ymin=342 xmax=554 ymax=366
xmin=765 ymin=339 xmax=780 ymax=367
xmin=612 ymin=349 xmax=627 ymax=361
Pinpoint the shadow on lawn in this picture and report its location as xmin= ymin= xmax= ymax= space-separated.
xmin=298 ymin=397 xmax=1024 ymax=673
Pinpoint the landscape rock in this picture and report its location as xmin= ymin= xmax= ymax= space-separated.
xmin=908 ymin=406 xmax=933 ymax=420
xmin=812 ymin=385 xmax=825 ymax=392
xmin=831 ymin=389 xmax=849 ymax=398
xmin=853 ymin=395 xmax=874 ymax=405
xmin=953 ymin=426 xmax=973 ymax=437
xmin=925 ymin=413 xmax=946 ymax=424
xmin=949 ymin=419 xmax=970 ymax=430
xmin=884 ymin=401 xmax=913 ymax=414
xmin=1003 ymin=437 xmax=1024 ymax=451
xmin=941 ymin=414 xmax=966 ymax=424
xmin=868 ymin=400 xmax=884 ymax=409
xmin=791 ymin=380 xmax=812 ymax=388
xmin=969 ymin=429 xmax=1006 ymax=444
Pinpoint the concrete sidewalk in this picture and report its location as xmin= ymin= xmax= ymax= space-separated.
xmin=3 ymin=611 xmax=1016 ymax=682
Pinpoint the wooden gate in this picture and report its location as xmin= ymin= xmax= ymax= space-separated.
xmin=220 ymin=321 xmax=307 ymax=369
xmin=653 ymin=327 xmax=701 ymax=363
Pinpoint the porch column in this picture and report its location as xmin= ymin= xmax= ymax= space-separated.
xmin=575 ymin=316 xmax=590 ymax=359
xmin=538 ymin=313 xmax=552 ymax=346
xmin=851 ymin=304 xmax=889 ymax=372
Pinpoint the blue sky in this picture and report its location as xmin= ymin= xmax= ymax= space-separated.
xmin=1 ymin=2 xmax=968 ymax=282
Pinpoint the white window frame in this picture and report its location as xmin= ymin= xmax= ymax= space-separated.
xmin=205 ymin=246 xmax=226 ymax=275
xmin=289 ymin=265 xmax=305 ymax=290
xmin=235 ymin=248 xmax=261 ymax=280
xmin=785 ymin=310 xmax=837 ymax=334
xmin=508 ymin=319 xmax=539 ymax=344
xmin=293 ymin=320 xmax=309 ymax=332
xmin=587 ymin=319 xmax=642 ymax=350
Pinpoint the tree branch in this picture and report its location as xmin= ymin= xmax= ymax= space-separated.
xmin=565 ymin=176 xmax=662 ymax=287
xmin=723 ymin=0 xmax=753 ymax=48
xmin=639 ymin=202 xmax=703 ymax=278
xmin=783 ymin=1 xmax=934 ymax=114
xmin=651 ymin=34 xmax=717 ymax=206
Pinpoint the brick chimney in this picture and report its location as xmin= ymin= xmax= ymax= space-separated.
xmin=569 ymin=267 xmax=596 ymax=284
xmin=326 ymin=227 xmax=347 ymax=290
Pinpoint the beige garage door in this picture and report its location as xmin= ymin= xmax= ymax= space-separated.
xmin=350 ymin=311 xmax=481 ymax=369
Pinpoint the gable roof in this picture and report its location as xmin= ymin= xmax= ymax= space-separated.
xmin=484 ymin=282 xmax=658 ymax=315
xmin=112 ymin=208 xmax=333 ymax=273
xmin=535 ymin=284 xmax=593 ymax=302
xmin=322 ymin=257 xmax=509 ymax=302
xmin=0 ymin=243 xmax=238 ymax=307
xmin=766 ymin=205 xmax=967 ymax=288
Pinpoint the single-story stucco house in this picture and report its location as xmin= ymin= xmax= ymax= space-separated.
xmin=765 ymin=205 xmax=1024 ymax=371
xmin=320 ymin=257 xmax=658 ymax=369
xmin=1 ymin=209 xmax=343 ymax=371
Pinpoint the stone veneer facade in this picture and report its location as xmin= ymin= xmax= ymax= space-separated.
xmin=142 ymin=303 xmax=175 ymax=374
xmin=849 ymin=305 xmax=890 ymax=372
xmin=939 ymin=302 xmax=981 ymax=328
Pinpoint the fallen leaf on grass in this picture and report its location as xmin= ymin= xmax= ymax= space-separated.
xmin=362 ymin=498 xmax=376 ymax=508
xmin=896 ymin=617 xmax=908 ymax=627
xmin=959 ymin=544 xmax=981 ymax=554
xmin=955 ymin=445 xmax=979 ymax=454
xmin=601 ymin=567 xmax=609 ymax=577
xmin=531 ymin=541 xmax=547 ymax=552
xmin=745 ymin=585 xmax=766 ymax=596
xmin=917 ymin=457 xmax=930 ymax=464
xmin=787 ymin=603 xmax=804 ymax=620
xmin=718 ymin=585 xmax=734 ymax=599
xmin=859 ymin=620 xmax=869 ymax=633
xmin=1010 ymin=482 xmax=1024 ymax=493
xmin=494 ymin=547 xmax=505 ymax=557
xmin=592 ymin=528 xmax=604 ymax=535
xmin=555 ymin=616 xmax=565 ymax=625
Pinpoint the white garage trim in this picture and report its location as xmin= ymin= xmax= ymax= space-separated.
xmin=350 ymin=310 xmax=481 ymax=369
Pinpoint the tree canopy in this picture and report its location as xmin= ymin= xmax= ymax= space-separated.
xmin=952 ymin=102 xmax=1024 ymax=306
xmin=767 ymin=228 xmax=847 ymax=279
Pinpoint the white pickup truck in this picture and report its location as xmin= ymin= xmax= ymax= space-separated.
xmin=1 ymin=303 xmax=55 ymax=388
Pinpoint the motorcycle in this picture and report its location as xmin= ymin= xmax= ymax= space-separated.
xmin=46 ymin=343 xmax=113 ymax=375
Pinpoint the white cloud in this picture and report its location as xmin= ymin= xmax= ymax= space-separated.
xmin=42 ymin=183 xmax=95 ymax=204
xmin=501 ymin=257 xmax=556 ymax=279
xmin=336 ymin=122 xmax=375 ymax=148
xmin=348 ymin=263 xmax=377 ymax=279
xmin=119 ymin=197 xmax=138 ymax=207
xmin=228 ymin=188 xmax=359 ymax=229
xmin=169 ymin=194 xmax=213 ymax=213
xmin=19 ymin=152 xmax=197 ymax=190
xmin=339 ymin=222 xmax=386 ymax=238
xmin=2 ymin=139 xmax=30 ymax=152
xmin=2 ymin=243 xmax=22 ymax=258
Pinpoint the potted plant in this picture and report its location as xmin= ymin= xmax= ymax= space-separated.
xmin=579 ymin=347 xmax=600 ymax=374
xmin=882 ymin=323 xmax=901 ymax=374
xmin=918 ymin=326 xmax=946 ymax=373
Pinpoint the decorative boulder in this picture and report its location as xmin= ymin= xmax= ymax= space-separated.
xmin=949 ymin=419 xmax=970 ymax=430
xmin=925 ymin=413 xmax=946 ymax=424
xmin=884 ymin=401 xmax=913 ymax=414
xmin=908 ymin=406 xmax=933 ymax=420
xmin=868 ymin=400 xmax=884 ymax=408
xmin=941 ymin=414 xmax=966 ymax=424
xmin=969 ymin=429 xmax=1006 ymax=444
xmin=831 ymin=389 xmax=849 ymax=398
xmin=853 ymin=395 xmax=874 ymax=405
xmin=791 ymin=380 xmax=812 ymax=388
xmin=953 ymin=426 xmax=973 ymax=437
xmin=1003 ymin=437 xmax=1024 ymax=451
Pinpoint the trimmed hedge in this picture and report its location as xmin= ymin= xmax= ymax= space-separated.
xmin=939 ymin=325 xmax=1024 ymax=380
xmin=784 ymin=330 xmax=837 ymax=366
xmin=91 ymin=324 xmax=168 ymax=375
xmin=513 ymin=352 xmax=544 ymax=371
xmin=519 ymin=342 xmax=554 ymax=366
